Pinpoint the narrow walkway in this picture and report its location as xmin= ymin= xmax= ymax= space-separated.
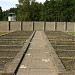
xmin=17 ymin=31 xmax=58 ymax=75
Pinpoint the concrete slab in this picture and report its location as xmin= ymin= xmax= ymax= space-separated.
xmin=29 ymin=69 xmax=56 ymax=75
xmin=17 ymin=31 xmax=64 ymax=75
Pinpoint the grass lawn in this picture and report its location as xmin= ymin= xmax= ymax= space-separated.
xmin=0 ymin=32 xmax=9 ymax=35
xmin=68 ymin=32 xmax=75 ymax=36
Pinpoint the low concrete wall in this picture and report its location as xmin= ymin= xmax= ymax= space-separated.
xmin=10 ymin=22 xmax=21 ymax=31
xmin=23 ymin=22 xmax=33 ymax=31
xmin=0 ymin=21 xmax=9 ymax=31
xmin=34 ymin=22 xmax=44 ymax=31
xmin=46 ymin=22 xmax=55 ymax=31
xmin=67 ymin=22 xmax=75 ymax=32
xmin=57 ymin=22 xmax=66 ymax=31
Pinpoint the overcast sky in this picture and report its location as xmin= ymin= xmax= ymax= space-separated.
xmin=0 ymin=0 xmax=45 ymax=11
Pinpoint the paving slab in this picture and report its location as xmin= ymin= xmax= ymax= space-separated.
xmin=17 ymin=31 xmax=63 ymax=75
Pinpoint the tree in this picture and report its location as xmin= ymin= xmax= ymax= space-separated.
xmin=1 ymin=0 xmax=75 ymax=22
xmin=17 ymin=0 xmax=31 ymax=21
xmin=0 ymin=7 xmax=3 ymax=21
xmin=44 ymin=0 xmax=56 ymax=21
xmin=61 ymin=0 xmax=75 ymax=22
xmin=30 ymin=0 xmax=43 ymax=21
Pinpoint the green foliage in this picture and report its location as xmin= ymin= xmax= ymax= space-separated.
xmin=1 ymin=0 xmax=75 ymax=21
xmin=0 ymin=7 xmax=2 ymax=21
xmin=17 ymin=0 xmax=31 ymax=21
xmin=17 ymin=0 xmax=75 ymax=21
xmin=2 ymin=8 xmax=18 ymax=21
xmin=30 ymin=1 xmax=43 ymax=21
xmin=61 ymin=0 xmax=75 ymax=22
xmin=68 ymin=32 xmax=75 ymax=36
xmin=2 ymin=10 xmax=8 ymax=21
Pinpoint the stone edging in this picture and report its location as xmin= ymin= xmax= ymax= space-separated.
xmin=0 ymin=31 xmax=35 ymax=75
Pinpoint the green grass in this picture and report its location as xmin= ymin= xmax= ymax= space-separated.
xmin=0 ymin=32 xmax=9 ymax=35
xmin=68 ymin=32 xmax=75 ymax=36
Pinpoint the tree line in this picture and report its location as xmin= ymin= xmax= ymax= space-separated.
xmin=0 ymin=0 xmax=75 ymax=22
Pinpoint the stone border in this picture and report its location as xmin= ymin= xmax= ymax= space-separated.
xmin=0 ymin=31 xmax=35 ymax=75
xmin=44 ymin=32 xmax=66 ymax=73
xmin=44 ymin=32 xmax=75 ymax=75
xmin=58 ymin=71 xmax=75 ymax=75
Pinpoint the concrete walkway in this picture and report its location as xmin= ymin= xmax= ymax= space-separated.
xmin=17 ymin=31 xmax=59 ymax=75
